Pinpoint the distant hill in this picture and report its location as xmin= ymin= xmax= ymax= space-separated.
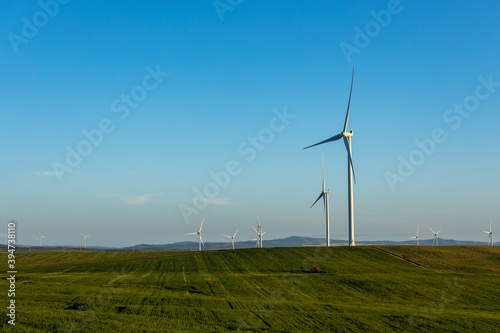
xmin=4 ymin=236 xmax=496 ymax=252
xmin=122 ymin=236 xmax=496 ymax=251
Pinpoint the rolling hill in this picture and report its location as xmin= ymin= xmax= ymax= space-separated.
xmin=2 ymin=246 xmax=499 ymax=332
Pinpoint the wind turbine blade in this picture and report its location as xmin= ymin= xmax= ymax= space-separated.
xmin=428 ymin=226 xmax=435 ymax=234
xmin=484 ymin=231 xmax=490 ymax=234
xmin=257 ymin=217 xmax=261 ymax=228
xmin=304 ymin=133 xmax=343 ymax=149
xmin=436 ymin=230 xmax=441 ymax=234
xmin=185 ymin=232 xmax=197 ymax=235
xmin=252 ymin=225 xmax=258 ymax=234
xmin=261 ymin=231 xmax=267 ymax=236
xmin=222 ymin=234 xmax=231 ymax=238
xmin=310 ymin=192 xmax=324 ymax=208
xmin=343 ymin=136 xmax=356 ymax=183
xmin=417 ymin=226 xmax=419 ymax=236
xmin=199 ymin=218 xmax=204 ymax=233
xmin=200 ymin=235 xmax=204 ymax=247
xmin=343 ymin=68 xmax=354 ymax=133
xmin=233 ymin=229 xmax=239 ymax=238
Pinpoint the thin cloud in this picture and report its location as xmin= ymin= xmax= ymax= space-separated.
xmin=122 ymin=193 xmax=162 ymax=205
xmin=207 ymin=198 xmax=233 ymax=206
xmin=34 ymin=171 xmax=57 ymax=176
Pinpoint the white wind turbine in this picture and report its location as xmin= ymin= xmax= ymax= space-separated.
xmin=185 ymin=218 xmax=205 ymax=251
xmin=410 ymin=226 xmax=419 ymax=246
xmin=252 ymin=218 xmax=266 ymax=248
xmin=252 ymin=225 xmax=261 ymax=248
xmin=428 ymin=226 xmax=441 ymax=246
xmin=304 ymin=69 xmax=356 ymax=246
xmin=37 ymin=231 xmax=46 ymax=247
xmin=484 ymin=222 xmax=493 ymax=246
xmin=81 ymin=233 xmax=90 ymax=249
xmin=310 ymin=156 xmax=331 ymax=246
xmin=222 ymin=229 xmax=239 ymax=250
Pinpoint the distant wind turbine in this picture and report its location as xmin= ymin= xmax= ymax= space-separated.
xmin=484 ymin=222 xmax=493 ymax=246
xmin=222 ymin=229 xmax=239 ymax=250
xmin=310 ymin=155 xmax=331 ymax=246
xmin=81 ymin=233 xmax=90 ymax=249
xmin=252 ymin=218 xmax=266 ymax=248
xmin=252 ymin=225 xmax=260 ymax=248
xmin=37 ymin=231 xmax=46 ymax=247
xmin=410 ymin=226 xmax=419 ymax=246
xmin=304 ymin=69 xmax=356 ymax=246
xmin=428 ymin=226 xmax=441 ymax=246
xmin=185 ymin=218 xmax=205 ymax=251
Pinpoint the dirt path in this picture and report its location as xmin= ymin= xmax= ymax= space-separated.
xmin=369 ymin=246 xmax=430 ymax=270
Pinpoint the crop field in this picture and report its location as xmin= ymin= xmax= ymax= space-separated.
xmin=2 ymin=246 xmax=499 ymax=332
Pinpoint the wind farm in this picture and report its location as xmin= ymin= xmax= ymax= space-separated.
xmin=5 ymin=66 xmax=498 ymax=331
xmin=4 ymin=1 xmax=500 ymax=332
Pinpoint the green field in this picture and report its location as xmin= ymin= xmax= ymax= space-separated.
xmin=2 ymin=246 xmax=499 ymax=332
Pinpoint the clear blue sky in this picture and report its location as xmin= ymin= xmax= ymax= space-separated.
xmin=1 ymin=0 xmax=499 ymax=247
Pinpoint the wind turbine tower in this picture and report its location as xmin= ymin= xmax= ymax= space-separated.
xmin=484 ymin=222 xmax=493 ymax=246
xmin=304 ymin=69 xmax=356 ymax=246
xmin=310 ymin=156 xmax=331 ymax=246
xmin=185 ymin=218 xmax=205 ymax=251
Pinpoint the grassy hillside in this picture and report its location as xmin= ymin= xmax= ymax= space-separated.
xmin=2 ymin=246 xmax=499 ymax=332
xmin=371 ymin=245 xmax=500 ymax=274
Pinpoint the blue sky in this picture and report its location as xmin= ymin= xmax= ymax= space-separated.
xmin=1 ymin=0 xmax=499 ymax=247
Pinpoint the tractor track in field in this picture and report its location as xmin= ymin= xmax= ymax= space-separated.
xmin=2 ymin=252 xmax=206 ymax=272
xmin=369 ymin=246 xmax=430 ymax=270
xmin=251 ymin=311 xmax=272 ymax=328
